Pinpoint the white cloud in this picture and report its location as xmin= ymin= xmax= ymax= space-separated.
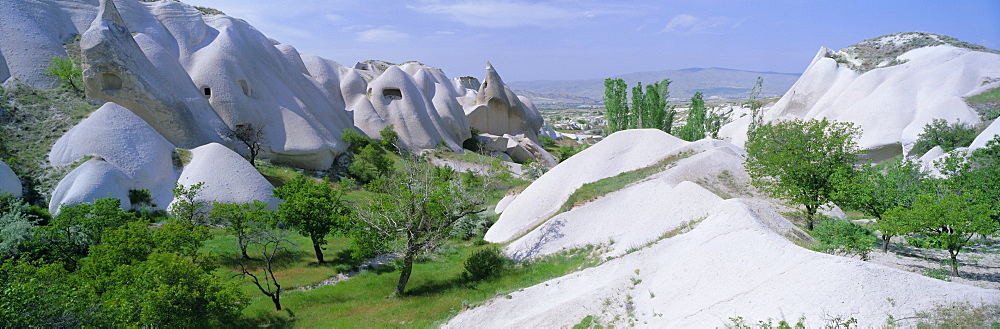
xmin=323 ymin=14 xmax=345 ymax=23
xmin=660 ymin=14 xmax=742 ymax=35
xmin=356 ymin=27 xmax=410 ymax=43
xmin=409 ymin=1 xmax=610 ymax=28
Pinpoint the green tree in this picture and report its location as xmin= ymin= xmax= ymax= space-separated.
xmin=170 ymin=182 xmax=208 ymax=224
xmin=911 ymin=118 xmax=977 ymax=156
xmin=209 ymin=200 xmax=273 ymax=260
xmin=236 ymin=217 xmax=294 ymax=311
xmin=745 ymin=119 xmax=862 ymax=230
xmin=677 ymin=92 xmax=707 ymax=141
xmin=884 ymin=191 xmax=995 ymax=276
xmin=355 ymin=158 xmax=491 ymax=296
xmin=272 ymin=176 xmax=351 ymax=263
xmin=832 ymin=158 xmax=926 ymax=251
xmin=44 ymin=56 xmax=82 ymax=94
xmin=641 ymin=80 xmax=670 ymax=131
xmin=630 ymin=82 xmax=644 ymax=129
xmin=811 ymin=219 xmax=878 ymax=260
xmin=704 ymin=106 xmax=732 ymax=139
xmin=26 ymin=197 xmax=134 ymax=270
xmin=656 ymin=79 xmax=677 ymax=134
xmin=0 ymin=193 xmax=38 ymax=258
xmin=0 ymin=260 xmax=98 ymax=327
xmin=603 ymin=78 xmax=629 ymax=134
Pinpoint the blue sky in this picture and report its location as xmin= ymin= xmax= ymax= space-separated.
xmin=183 ymin=0 xmax=1000 ymax=81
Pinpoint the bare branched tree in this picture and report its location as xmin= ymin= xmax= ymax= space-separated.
xmin=354 ymin=157 xmax=497 ymax=296
xmin=226 ymin=122 xmax=264 ymax=167
xmin=237 ymin=220 xmax=293 ymax=311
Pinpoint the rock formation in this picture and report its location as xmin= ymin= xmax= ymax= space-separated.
xmin=48 ymin=102 xmax=276 ymax=214
xmin=453 ymin=126 xmax=1000 ymax=328
xmin=763 ymin=33 xmax=1000 ymax=159
xmin=466 ymin=62 xmax=545 ymax=143
xmin=80 ymin=0 xmax=224 ymax=148
xmin=0 ymin=160 xmax=21 ymax=198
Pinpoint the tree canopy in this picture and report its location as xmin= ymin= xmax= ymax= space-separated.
xmin=272 ymin=175 xmax=351 ymax=263
xmin=744 ymin=118 xmax=861 ymax=230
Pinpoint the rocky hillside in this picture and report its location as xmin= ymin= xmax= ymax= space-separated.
xmin=725 ymin=32 xmax=1000 ymax=159
xmin=0 ymin=0 xmax=554 ymax=212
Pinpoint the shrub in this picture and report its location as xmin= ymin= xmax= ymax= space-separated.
xmin=451 ymin=212 xmax=496 ymax=240
xmin=340 ymin=129 xmax=371 ymax=154
xmin=811 ymin=219 xmax=877 ymax=260
xmin=911 ymin=118 xmax=977 ymax=156
xmin=464 ymin=247 xmax=508 ymax=281
xmin=44 ymin=56 xmax=82 ymax=94
xmin=539 ymin=135 xmax=556 ymax=148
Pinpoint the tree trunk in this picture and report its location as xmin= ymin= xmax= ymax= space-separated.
xmin=805 ymin=206 xmax=816 ymax=231
xmin=395 ymin=253 xmax=415 ymax=296
xmin=312 ymin=239 xmax=324 ymax=264
xmin=881 ymin=235 xmax=891 ymax=253
xmin=242 ymin=247 xmax=251 ymax=260
xmin=272 ymin=291 xmax=282 ymax=311
xmin=949 ymin=251 xmax=960 ymax=277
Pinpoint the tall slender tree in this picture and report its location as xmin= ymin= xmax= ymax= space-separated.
xmin=603 ymin=78 xmax=629 ymax=134
xmin=677 ymin=92 xmax=707 ymax=141
xmin=630 ymin=82 xmax=645 ymax=129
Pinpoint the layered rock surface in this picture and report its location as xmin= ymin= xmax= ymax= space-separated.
xmin=454 ymin=126 xmax=1000 ymax=327
xmin=763 ymin=33 xmax=1000 ymax=158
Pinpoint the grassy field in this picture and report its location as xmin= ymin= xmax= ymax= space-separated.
xmin=200 ymin=228 xmax=601 ymax=327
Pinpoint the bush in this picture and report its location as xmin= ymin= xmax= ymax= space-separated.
xmin=911 ymin=118 xmax=977 ymax=156
xmin=451 ymin=212 xmax=496 ymax=240
xmin=539 ymin=135 xmax=556 ymax=148
xmin=464 ymin=247 xmax=508 ymax=281
xmin=341 ymin=129 xmax=371 ymax=154
xmin=44 ymin=56 xmax=82 ymax=94
xmin=811 ymin=219 xmax=877 ymax=260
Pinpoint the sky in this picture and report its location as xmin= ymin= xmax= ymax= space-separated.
xmin=182 ymin=0 xmax=1000 ymax=82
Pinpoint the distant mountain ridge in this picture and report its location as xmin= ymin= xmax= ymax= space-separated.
xmin=509 ymin=67 xmax=801 ymax=107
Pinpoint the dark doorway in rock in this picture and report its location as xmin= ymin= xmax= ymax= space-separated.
xmin=383 ymin=88 xmax=402 ymax=100
xmin=239 ymin=79 xmax=250 ymax=96
xmin=203 ymin=87 xmax=211 ymax=97
xmin=101 ymin=73 xmax=122 ymax=92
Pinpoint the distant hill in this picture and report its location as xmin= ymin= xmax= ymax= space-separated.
xmin=508 ymin=67 xmax=800 ymax=107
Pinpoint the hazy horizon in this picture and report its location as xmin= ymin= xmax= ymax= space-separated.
xmin=182 ymin=0 xmax=1000 ymax=82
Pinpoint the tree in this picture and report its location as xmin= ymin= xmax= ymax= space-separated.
xmin=235 ymin=217 xmax=293 ymax=311
xmin=209 ymin=200 xmax=273 ymax=260
xmin=911 ymin=118 xmax=977 ymax=156
xmin=884 ymin=191 xmax=995 ymax=276
xmin=744 ymin=118 xmax=861 ymax=230
xmin=832 ymin=158 xmax=926 ymax=251
xmin=170 ymin=182 xmax=208 ymax=224
xmin=704 ymin=106 xmax=732 ymax=139
xmin=226 ymin=122 xmax=265 ymax=167
xmin=642 ymin=80 xmax=671 ymax=132
xmin=272 ymin=176 xmax=351 ymax=263
xmin=630 ymin=82 xmax=644 ymax=130
xmin=26 ymin=197 xmax=135 ymax=271
xmin=355 ymin=158 xmax=491 ymax=296
xmin=677 ymin=92 xmax=707 ymax=141
xmin=746 ymin=77 xmax=765 ymax=137
xmin=0 ymin=193 xmax=38 ymax=258
xmin=44 ymin=56 xmax=82 ymax=94
xmin=603 ymin=78 xmax=629 ymax=134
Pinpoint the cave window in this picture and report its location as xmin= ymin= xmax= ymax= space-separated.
xmin=383 ymin=88 xmax=402 ymax=101
xmin=238 ymin=79 xmax=250 ymax=96
xmin=203 ymin=87 xmax=211 ymax=97
xmin=101 ymin=73 xmax=122 ymax=92
xmin=482 ymin=81 xmax=487 ymax=89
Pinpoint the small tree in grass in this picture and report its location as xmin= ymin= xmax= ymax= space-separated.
xmin=832 ymin=158 xmax=926 ymax=252
xmin=272 ymin=176 xmax=351 ymax=264
xmin=884 ymin=191 xmax=994 ymax=276
xmin=355 ymin=157 xmax=491 ymax=296
xmin=209 ymin=200 xmax=273 ymax=260
xmin=45 ymin=56 xmax=82 ymax=94
xmin=744 ymin=118 xmax=861 ymax=230
xmin=237 ymin=218 xmax=293 ymax=311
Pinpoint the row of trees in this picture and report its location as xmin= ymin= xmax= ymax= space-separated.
xmin=603 ymin=78 xmax=676 ymax=134
xmin=745 ymin=118 xmax=1000 ymax=276
xmin=604 ymin=77 xmax=761 ymax=141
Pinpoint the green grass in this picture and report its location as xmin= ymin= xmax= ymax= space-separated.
xmin=0 ymin=83 xmax=97 ymax=203
xmin=559 ymin=150 xmax=695 ymax=214
xmin=200 ymin=228 xmax=601 ymax=327
xmin=967 ymin=87 xmax=1000 ymax=103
